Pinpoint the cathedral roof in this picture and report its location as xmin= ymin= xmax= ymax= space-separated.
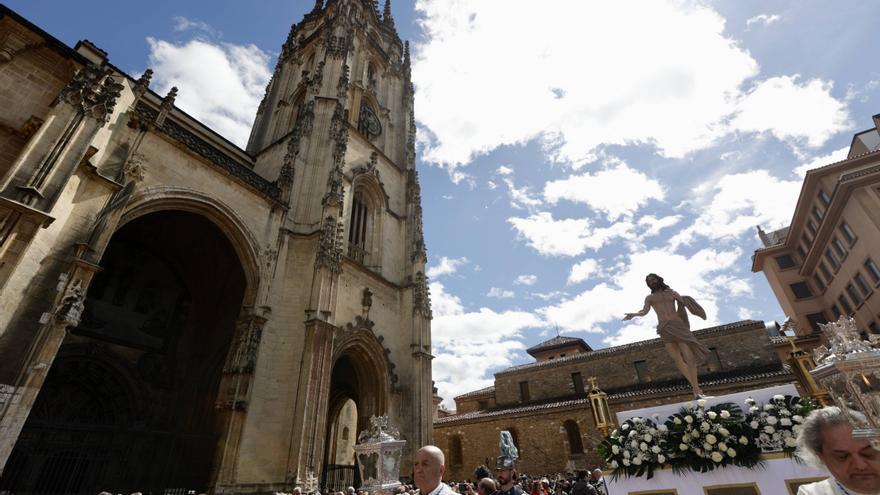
xmin=526 ymin=335 xmax=591 ymax=356
xmin=453 ymin=385 xmax=495 ymax=401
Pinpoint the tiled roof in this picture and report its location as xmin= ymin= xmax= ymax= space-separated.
xmin=454 ymin=385 xmax=495 ymax=401
xmin=526 ymin=335 xmax=590 ymax=355
xmin=497 ymin=320 xmax=766 ymax=375
xmin=435 ymin=364 xmax=792 ymax=425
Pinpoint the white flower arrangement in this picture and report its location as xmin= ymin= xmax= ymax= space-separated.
xmin=665 ymin=401 xmax=759 ymax=473
xmin=599 ymin=416 xmax=670 ymax=479
xmin=744 ymin=395 xmax=816 ymax=454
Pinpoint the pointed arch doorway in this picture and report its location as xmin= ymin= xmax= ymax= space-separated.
xmin=321 ymin=328 xmax=394 ymax=492
xmin=0 ymin=209 xmax=252 ymax=494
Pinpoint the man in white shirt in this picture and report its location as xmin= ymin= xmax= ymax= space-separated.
xmin=796 ymin=407 xmax=880 ymax=494
xmin=414 ymin=446 xmax=456 ymax=495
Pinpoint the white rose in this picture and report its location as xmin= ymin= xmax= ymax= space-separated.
xmin=718 ymin=427 xmax=730 ymax=437
xmin=698 ymin=399 xmax=707 ymax=407
xmin=623 ymin=459 xmax=630 ymax=466
xmin=610 ymin=460 xmax=619 ymax=468
xmin=711 ymin=452 xmax=723 ymax=463
xmin=773 ymin=394 xmax=785 ymax=401
xmin=634 ymin=417 xmax=643 ymax=424
xmin=695 ymin=448 xmax=702 ymax=456
xmin=685 ymin=415 xmax=694 ymax=424
xmin=766 ymin=416 xmax=778 ymax=425
xmin=643 ymin=434 xmax=653 ymax=442
xmin=792 ymin=415 xmax=803 ymax=423
xmin=674 ymin=417 xmax=682 ymax=425
xmin=685 ymin=401 xmax=694 ymax=409
xmin=651 ymin=445 xmax=661 ymax=454
xmin=703 ymin=442 xmax=712 ymax=451
xmin=727 ymin=448 xmax=737 ymax=457
xmin=679 ymin=443 xmax=689 ymax=451
xmin=612 ymin=445 xmax=620 ymax=454
xmin=720 ymin=410 xmax=731 ymax=419
xmin=750 ymin=421 xmax=759 ymax=429
xmin=630 ymin=440 xmax=638 ymax=449
xmin=657 ymin=454 xmax=666 ymax=464
xmin=780 ymin=418 xmax=792 ymax=426
xmin=623 ymin=450 xmax=630 ymax=459
xmin=622 ymin=424 xmax=630 ymax=430
xmin=739 ymin=436 xmax=749 ymax=445
xmin=701 ymin=422 xmax=711 ymax=432
xmin=648 ymin=427 xmax=657 ymax=435
xmin=629 ymin=430 xmax=638 ymax=438
xmin=632 ymin=457 xmax=643 ymax=466
xmin=706 ymin=434 xmax=717 ymax=445
xmin=640 ymin=442 xmax=648 ymax=452
xmin=749 ymin=406 xmax=759 ymax=413
xmin=707 ymin=411 xmax=717 ymax=420
xmin=785 ymin=437 xmax=797 ymax=448
xmin=718 ymin=442 xmax=728 ymax=451
xmin=691 ymin=430 xmax=701 ymax=438
xmin=658 ymin=425 xmax=668 ymax=433
xmin=764 ymin=404 xmax=775 ymax=411
xmin=793 ymin=425 xmax=802 ymax=434
xmin=764 ymin=426 xmax=775 ymax=434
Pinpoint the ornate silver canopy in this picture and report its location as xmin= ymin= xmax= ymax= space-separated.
xmin=353 ymin=416 xmax=406 ymax=494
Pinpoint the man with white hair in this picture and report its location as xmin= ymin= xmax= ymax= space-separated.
xmin=795 ymin=407 xmax=880 ymax=494
xmin=414 ymin=446 xmax=456 ymax=495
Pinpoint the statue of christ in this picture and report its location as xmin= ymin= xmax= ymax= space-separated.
xmin=623 ymin=273 xmax=711 ymax=398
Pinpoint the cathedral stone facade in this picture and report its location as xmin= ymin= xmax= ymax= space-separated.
xmin=0 ymin=2 xmax=432 ymax=494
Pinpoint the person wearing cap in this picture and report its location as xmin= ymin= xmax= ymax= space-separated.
xmin=494 ymin=431 xmax=524 ymax=495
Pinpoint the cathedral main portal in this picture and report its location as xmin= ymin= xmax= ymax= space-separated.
xmin=0 ymin=211 xmax=246 ymax=494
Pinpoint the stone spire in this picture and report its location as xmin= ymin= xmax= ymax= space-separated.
xmin=383 ymin=0 xmax=395 ymax=29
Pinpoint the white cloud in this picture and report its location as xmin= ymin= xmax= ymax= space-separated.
xmin=568 ymin=258 xmax=599 ymax=285
xmin=730 ymin=76 xmax=851 ymax=149
xmin=501 ymin=175 xmax=543 ymax=210
xmin=638 ymin=214 xmax=683 ymax=237
xmin=745 ymin=14 xmax=781 ymax=28
xmin=530 ymin=290 xmax=568 ymax=301
xmin=487 ymin=287 xmax=515 ymax=298
xmin=412 ymin=2 xmax=849 ymax=173
xmin=146 ymin=37 xmax=271 ymax=147
xmin=670 ymin=170 xmax=803 ymax=246
xmin=793 ymin=146 xmax=850 ymax=177
xmin=426 ymin=256 xmax=469 ymax=278
xmin=738 ymin=307 xmax=755 ymax=320
xmin=508 ymin=213 xmax=587 ymax=257
xmin=496 ymin=165 xmax=514 ymax=176
xmin=172 ymin=16 xmax=220 ymax=37
xmin=515 ymin=275 xmax=537 ymax=286
xmin=544 ymin=159 xmax=665 ymax=219
xmin=430 ymin=282 xmax=544 ymax=408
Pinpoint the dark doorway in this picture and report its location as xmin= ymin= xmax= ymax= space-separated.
xmin=0 ymin=210 xmax=247 ymax=494
xmin=322 ymin=357 xmax=364 ymax=492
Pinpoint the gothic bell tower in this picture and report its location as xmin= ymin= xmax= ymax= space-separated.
xmin=243 ymin=0 xmax=433 ymax=486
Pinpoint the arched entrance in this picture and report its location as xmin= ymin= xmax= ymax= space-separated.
xmin=321 ymin=332 xmax=392 ymax=492
xmin=0 ymin=210 xmax=250 ymax=494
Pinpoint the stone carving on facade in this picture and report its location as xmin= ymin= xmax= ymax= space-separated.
xmin=223 ymin=315 xmax=267 ymax=375
xmin=337 ymin=63 xmax=350 ymax=99
xmin=308 ymin=61 xmax=324 ymax=94
xmin=59 ymin=64 xmax=125 ymax=122
xmin=155 ymin=86 xmax=178 ymax=126
xmin=131 ymin=102 xmax=282 ymax=200
xmin=357 ymin=101 xmax=382 ymax=141
xmin=122 ymin=152 xmax=147 ymax=183
xmin=132 ymin=69 xmax=152 ymax=99
xmin=279 ymin=22 xmax=298 ymax=63
xmin=407 ymin=170 xmax=427 ymax=262
xmin=324 ymin=31 xmax=352 ymax=59
xmin=54 ymin=279 xmax=85 ymax=327
xmin=412 ymin=271 xmax=432 ymax=318
xmin=316 ymin=215 xmax=343 ymax=273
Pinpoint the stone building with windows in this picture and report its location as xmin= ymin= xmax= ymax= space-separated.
xmin=753 ymin=112 xmax=880 ymax=350
xmin=434 ymin=320 xmax=795 ymax=480
xmin=0 ymin=2 xmax=433 ymax=494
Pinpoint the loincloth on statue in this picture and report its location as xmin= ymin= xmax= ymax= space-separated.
xmin=657 ymin=319 xmax=710 ymax=364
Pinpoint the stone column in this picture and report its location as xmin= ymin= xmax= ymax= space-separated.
xmin=287 ymin=318 xmax=337 ymax=487
xmin=0 ymin=245 xmax=100 ymax=473
xmin=213 ymin=305 xmax=271 ymax=486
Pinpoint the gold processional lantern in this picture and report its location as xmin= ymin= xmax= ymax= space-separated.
xmin=588 ymin=376 xmax=614 ymax=436
xmin=353 ymin=416 xmax=406 ymax=495
xmin=809 ymin=316 xmax=880 ymax=450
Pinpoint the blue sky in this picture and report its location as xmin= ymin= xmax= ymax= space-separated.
xmin=10 ymin=0 xmax=880 ymax=407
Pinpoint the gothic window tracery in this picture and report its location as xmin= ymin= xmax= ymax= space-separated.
xmin=357 ymin=100 xmax=382 ymax=141
xmin=347 ymin=179 xmax=384 ymax=270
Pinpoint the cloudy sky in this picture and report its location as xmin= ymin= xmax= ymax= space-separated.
xmin=12 ymin=0 xmax=880 ymax=408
